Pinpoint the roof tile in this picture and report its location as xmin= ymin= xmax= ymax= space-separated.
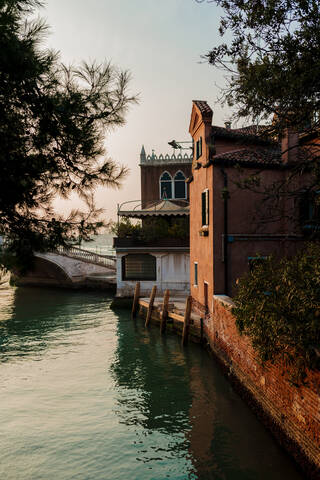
xmin=192 ymin=100 xmax=213 ymax=116
xmin=213 ymin=147 xmax=281 ymax=166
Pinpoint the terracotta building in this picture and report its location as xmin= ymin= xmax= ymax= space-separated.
xmin=187 ymin=100 xmax=320 ymax=473
xmin=114 ymin=147 xmax=192 ymax=296
xmin=188 ymin=100 xmax=310 ymax=314
xmin=140 ymin=146 xmax=192 ymax=206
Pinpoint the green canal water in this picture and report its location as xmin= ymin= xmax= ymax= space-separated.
xmin=0 ymin=286 xmax=304 ymax=480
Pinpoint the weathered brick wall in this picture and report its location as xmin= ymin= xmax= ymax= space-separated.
xmin=197 ymin=296 xmax=320 ymax=475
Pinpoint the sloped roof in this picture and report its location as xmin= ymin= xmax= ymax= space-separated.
xmin=119 ymin=199 xmax=190 ymax=218
xmin=192 ymin=100 xmax=213 ymax=116
xmin=212 ymin=125 xmax=275 ymax=145
xmin=213 ymin=147 xmax=282 ymax=167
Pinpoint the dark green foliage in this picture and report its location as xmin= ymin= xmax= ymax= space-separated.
xmin=0 ymin=0 xmax=136 ymax=268
xmin=233 ymin=243 xmax=320 ymax=385
xmin=204 ymin=0 xmax=320 ymax=135
xmin=201 ymin=0 xmax=320 ymax=231
xmin=111 ymin=218 xmax=142 ymax=239
xmin=111 ymin=217 xmax=189 ymax=242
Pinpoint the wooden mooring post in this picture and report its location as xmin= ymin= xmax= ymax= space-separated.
xmin=182 ymin=295 xmax=192 ymax=346
xmin=160 ymin=289 xmax=170 ymax=334
xmin=131 ymin=282 xmax=140 ymax=318
xmin=145 ymin=285 xmax=157 ymax=327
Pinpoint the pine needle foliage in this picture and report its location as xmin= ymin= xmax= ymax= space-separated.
xmin=0 ymin=0 xmax=137 ymax=269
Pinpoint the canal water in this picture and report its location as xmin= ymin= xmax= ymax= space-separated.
xmin=0 ymin=286 xmax=304 ymax=480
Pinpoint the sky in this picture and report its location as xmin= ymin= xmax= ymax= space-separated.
xmin=42 ymin=0 xmax=229 ymax=221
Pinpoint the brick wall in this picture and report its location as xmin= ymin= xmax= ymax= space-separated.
xmin=140 ymin=163 xmax=191 ymax=206
xmin=198 ymin=295 xmax=320 ymax=476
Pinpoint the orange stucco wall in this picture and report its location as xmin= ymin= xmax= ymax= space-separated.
xmin=189 ymin=101 xmax=305 ymax=307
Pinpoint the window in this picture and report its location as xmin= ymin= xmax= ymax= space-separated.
xmin=194 ymin=262 xmax=198 ymax=286
xmin=201 ymin=189 xmax=209 ymax=226
xmin=160 ymin=171 xmax=172 ymax=199
xmin=204 ymin=282 xmax=209 ymax=314
xmin=248 ymin=256 xmax=267 ymax=272
xmin=299 ymin=190 xmax=320 ymax=231
xmin=196 ymin=136 xmax=202 ymax=159
xmin=122 ymin=254 xmax=156 ymax=281
xmin=174 ymin=171 xmax=186 ymax=199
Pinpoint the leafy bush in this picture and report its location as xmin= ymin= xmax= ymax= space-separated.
xmin=110 ymin=218 xmax=142 ymax=239
xmin=233 ymin=243 xmax=320 ymax=385
xmin=110 ymin=217 xmax=189 ymax=241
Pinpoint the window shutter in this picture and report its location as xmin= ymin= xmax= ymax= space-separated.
xmin=196 ymin=137 xmax=203 ymax=160
xmin=202 ymin=190 xmax=209 ymax=226
xmin=201 ymin=192 xmax=206 ymax=225
xmin=122 ymin=254 xmax=156 ymax=280
xmin=205 ymin=189 xmax=209 ymax=225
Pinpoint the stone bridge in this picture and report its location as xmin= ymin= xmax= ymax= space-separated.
xmin=14 ymin=246 xmax=116 ymax=289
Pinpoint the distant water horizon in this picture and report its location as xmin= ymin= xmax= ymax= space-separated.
xmin=81 ymin=233 xmax=115 ymax=256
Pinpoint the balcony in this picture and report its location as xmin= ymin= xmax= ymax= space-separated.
xmin=113 ymin=236 xmax=189 ymax=250
xmin=112 ymin=213 xmax=189 ymax=252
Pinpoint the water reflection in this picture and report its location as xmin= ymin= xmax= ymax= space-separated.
xmin=111 ymin=317 xmax=304 ymax=480
xmin=0 ymin=286 xmax=305 ymax=480
xmin=111 ymin=319 xmax=192 ymax=432
xmin=0 ymin=287 xmax=108 ymax=363
xmin=110 ymin=318 xmax=195 ymax=477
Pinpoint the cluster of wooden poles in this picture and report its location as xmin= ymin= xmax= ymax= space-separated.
xmin=131 ymin=282 xmax=192 ymax=345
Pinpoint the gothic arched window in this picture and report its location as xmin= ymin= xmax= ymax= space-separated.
xmin=160 ymin=171 xmax=172 ymax=199
xmin=174 ymin=171 xmax=186 ymax=199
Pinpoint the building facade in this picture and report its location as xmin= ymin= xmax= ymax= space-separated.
xmin=114 ymin=147 xmax=192 ymax=297
xmin=188 ymin=100 xmax=306 ymax=314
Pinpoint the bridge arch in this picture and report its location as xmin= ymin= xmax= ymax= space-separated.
xmin=13 ymin=249 xmax=116 ymax=288
xmin=18 ymin=254 xmax=74 ymax=287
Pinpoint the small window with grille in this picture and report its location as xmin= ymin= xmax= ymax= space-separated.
xmin=122 ymin=254 xmax=156 ymax=281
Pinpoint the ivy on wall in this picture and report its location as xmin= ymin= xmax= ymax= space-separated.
xmin=233 ymin=243 xmax=320 ymax=385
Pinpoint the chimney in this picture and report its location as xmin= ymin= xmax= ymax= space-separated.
xmin=281 ymin=129 xmax=299 ymax=164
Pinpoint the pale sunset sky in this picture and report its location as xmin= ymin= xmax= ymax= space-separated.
xmin=43 ymin=0 xmax=229 ymax=221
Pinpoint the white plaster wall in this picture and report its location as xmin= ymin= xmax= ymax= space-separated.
xmin=160 ymin=254 xmax=189 ymax=282
xmin=116 ymin=252 xmax=190 ymax=297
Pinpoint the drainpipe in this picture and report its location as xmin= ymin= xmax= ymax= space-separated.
xmin=220 ymin=167 xmax=229 ymax=295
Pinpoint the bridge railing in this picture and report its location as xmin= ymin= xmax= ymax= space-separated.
xmin=56 ymin=245 xmax=117 ymax=271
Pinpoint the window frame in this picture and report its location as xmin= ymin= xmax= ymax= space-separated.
xmin=173 ymin=170 xmax=187 ymax=199
xmin=196 ymin=136 xmax=202 ymax=160
xmin=201 ymin=189 xmax=209 ymax=227
xmin=248 ymin=256 xmax=268 ymax=272
xmin=299 ymin=189 xmax=320 ymax=231
xmin=122 ymin=254 xmax=157 ymax=281
xmin=159 ymin=171 xmax=173 ymax=200
xmin=194 ymin=262 xmax=198 ymax=287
